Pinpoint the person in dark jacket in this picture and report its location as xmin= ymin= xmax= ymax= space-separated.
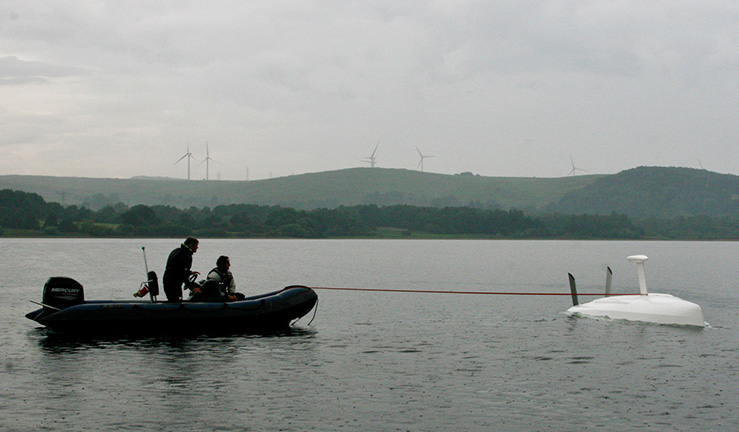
xmin=163 ymin=237 xmax=200 ymax=302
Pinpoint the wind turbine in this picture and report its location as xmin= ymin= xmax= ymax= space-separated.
xmin=362 ymin=142 xmax=379 ymax=168
xmin=698 ymin=159 xmax=710 ymax=187
xmin=568 ymin=155 xmax=587 ymax=176
xmin=199 ymin=142 xmax=218 ymax=180
xmin=416 ymin=146 xmax=435 ymax=172
xmin=175 ymin=145 xmax=198 ymax=180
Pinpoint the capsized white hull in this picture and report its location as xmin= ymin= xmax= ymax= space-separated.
xmin=567 ymin=293 xmax=705 ymax=327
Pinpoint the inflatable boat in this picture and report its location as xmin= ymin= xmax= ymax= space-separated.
xmin=26 ymin=274 xmax=318 ymax=334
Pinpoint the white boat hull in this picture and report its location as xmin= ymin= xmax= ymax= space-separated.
xmin=567 ymin=293 xmax=705 ymax=327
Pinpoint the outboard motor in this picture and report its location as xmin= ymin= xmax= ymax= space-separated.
xmin=42 ymin=277 xmax=84 ymax=309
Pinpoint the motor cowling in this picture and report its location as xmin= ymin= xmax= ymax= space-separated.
xmin=147 ymin=271 xmax=159 ymax=297
xmin=42 ymin=277 xmax=84 ymax=309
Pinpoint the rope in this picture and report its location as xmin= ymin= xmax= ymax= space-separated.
xmin=307 ymin=298 xmax=319 ymax=326
xmin=309 ymin=286 xmax=637 ymax=296
xmin=291 ymin=296 xmax=320 ymax=326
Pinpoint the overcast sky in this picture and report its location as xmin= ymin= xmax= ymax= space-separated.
xmin=1 ymin=1 xmax=737 ymax=180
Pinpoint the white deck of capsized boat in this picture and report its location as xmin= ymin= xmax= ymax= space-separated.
xmin=567 ymin=293 xmax=705 ymax=327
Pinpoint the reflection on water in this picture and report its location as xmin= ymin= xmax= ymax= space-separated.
xmin=33 ymin=326 xmax=318 ymax=354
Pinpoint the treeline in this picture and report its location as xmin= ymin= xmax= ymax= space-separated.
xmin=0 ymin=189 xmax=736 ymax=240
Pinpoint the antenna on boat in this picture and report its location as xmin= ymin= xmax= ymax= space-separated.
xmin=627 ymin=255 xmax=649 ymax=296
xmin=605 ymin=266 xmax=612 ymax=297
xmin=142 ymin=246 xmax=150 ymax=276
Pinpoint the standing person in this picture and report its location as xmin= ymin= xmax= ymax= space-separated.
xmin=163 ymin=237 xmax=200 ymax=302
xmin=206 ymin=255 xmax=243 ymax=301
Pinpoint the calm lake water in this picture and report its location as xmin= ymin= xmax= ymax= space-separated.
xmin=1 ymin=239 xmax=737 ymax=431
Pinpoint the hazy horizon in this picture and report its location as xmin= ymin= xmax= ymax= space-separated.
xmin=2 ymin=2 xmax=737 ymax=180
xmin=0 ymin=164 xmax=733 ymax=182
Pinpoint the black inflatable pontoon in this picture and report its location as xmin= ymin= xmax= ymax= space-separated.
xmin=26 ymin=274 xmax=318 ymax=334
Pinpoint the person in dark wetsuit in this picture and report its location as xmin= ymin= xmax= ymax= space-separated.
xmin=163 ymin=237 xmax=200 ymax=302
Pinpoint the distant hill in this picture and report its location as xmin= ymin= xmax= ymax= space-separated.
xmin=0 ymin=166 xmax=736 ymax=217
xmin=548 ymin=167 xmax=739 ymax=217
xmin=0 ymin=168 xmax=601 ymax=211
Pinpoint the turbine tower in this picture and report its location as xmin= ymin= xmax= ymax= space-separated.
xmin=362 ymin=142 xmax=379 ymax=168
xmin=567 ymin=155 xmax=587 ymax=176
xmin=199 ymin=142 xmax=218 ymax=180
xmin=415 ymin=146 xmax=435 ymax=172
xmin=175 ymin=145 xmax=198 ymax=180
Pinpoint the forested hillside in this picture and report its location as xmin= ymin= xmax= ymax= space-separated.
xmin=0 ymin=168 xmax=601 ymax=211
xmin=548 ymin=167 xmax=738 ymax=217
xmin=0 ymin=166 xmax=736 ymax=218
